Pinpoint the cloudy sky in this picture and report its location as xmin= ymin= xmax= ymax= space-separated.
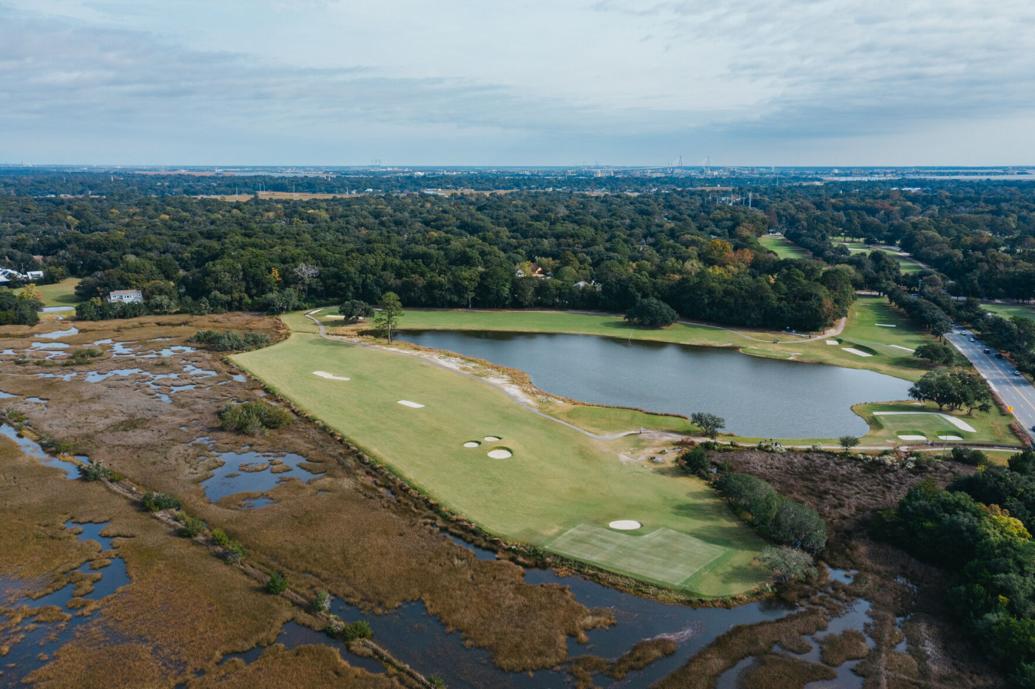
xmin=2 ymin=0 xmax=1034 ymax=166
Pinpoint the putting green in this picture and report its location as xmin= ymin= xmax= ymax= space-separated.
xmin=550 ymin=524 xmax=726 ymax=587
xmin=234 ymin=328 xmax=767 ymax=597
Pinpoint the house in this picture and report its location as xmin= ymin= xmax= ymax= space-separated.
xmin=515 ymin=262 xmax=546 ymax=279
xmin=107 ymin=289 xmax=144 ymax=304
xmin=25 ymin=270 xmax=44 ymax=281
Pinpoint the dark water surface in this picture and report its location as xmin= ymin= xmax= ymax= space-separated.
xmin=398 ymin=331 xmax=912 ymax=437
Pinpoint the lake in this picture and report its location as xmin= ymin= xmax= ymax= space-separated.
xmin=397 ymin=331 xmax=912 ymax=438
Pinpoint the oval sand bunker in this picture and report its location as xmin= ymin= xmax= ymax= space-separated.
xmin=486 ymin=448 xmax=512 ymax=460
xmin=608 ymin=520 xmax=642 ymax=531
xmin=483 ymin=435 xmax=502 ymax=442
xmin=463 ymin=441 xmax=480 ymax=448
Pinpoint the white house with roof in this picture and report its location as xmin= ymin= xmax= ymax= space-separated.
xmin=107 ymin=289 xmax=144 ymax=304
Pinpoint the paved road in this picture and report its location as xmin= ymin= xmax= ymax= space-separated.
xmin=946 ymin=329 xmax=1035 ymax=442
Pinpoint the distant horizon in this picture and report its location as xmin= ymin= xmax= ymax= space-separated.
xmin=2 ymin=163 xmax=1034 ymax=171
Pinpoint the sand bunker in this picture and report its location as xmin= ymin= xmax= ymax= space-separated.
xmin=842 ymin=347 xmax=873 ymax=357
xmin=483 ymin=435 xmax=502 ymax=442
xmin=889 ymin=344 xmax=915 ymax=352
xmin=825 ymin=339 xmax=839 ymax=345
xmin=313 ymin=371 xmax=350 ymax=381
xmin=397 ymin=400 xmax=425 ymax=409
xmin=938 ymin=435 xmax=963 ymax=441
xmin=897 ymin=434 xmax=927 ymax=441
xmin=876 ymin=323 xmax=897 ymax=328
xmin=487 ymin=448 xmax=512 ymax=459
xmin=608 ymin=520 xmax=642 ymax=531
xmin=463 ymin=441 xmax=480 ymax=448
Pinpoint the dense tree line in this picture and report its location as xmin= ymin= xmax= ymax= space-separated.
xmin=0 ymin=289 xmax=41 ymax=325
xmin=716 ymin=472 xmax=828 ymax=553
xmin=878 ymin=450 xmax=1035 ymax=688
xmin=0 ymin=189 xmax=854 ymax=331
xmin=768 ymin=183 xmax=1035 ymax=299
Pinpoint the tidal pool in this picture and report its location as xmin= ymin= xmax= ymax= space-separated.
xmin=398 ymin=331 xmax=912 ymax=437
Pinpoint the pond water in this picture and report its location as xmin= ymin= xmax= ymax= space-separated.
xmin=397 ymin=331 xmax=912 ymax=437
xmin=0 ymin=521 xmax=130 ymax=687
xmin=202 ymin=451 xmax=316 ymax=502
xmin=0 ymin=424 xmax=81 ymax=479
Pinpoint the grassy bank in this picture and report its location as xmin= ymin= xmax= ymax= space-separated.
xmin=234 ymin=328 xmax=768 ymax=597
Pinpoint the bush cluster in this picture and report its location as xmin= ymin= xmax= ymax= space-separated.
xmin=190 ymin=329 xmax=271 ymax=352
xmin=332 ymin=620 xmax=373 ymax=642
xmin=210 ymin=528 xmax=246 ymax=562
xmin=265 ymin=571 xmax=288 ymax=594
xmin=141 ymin=492 xmax=181 ymax=512
xmin=177 ymin=514 xmax=207 ymax=538
xmin=66 ymin=348 xmax=103 ymax=365
xmin=218 ymin=401 xmax=292 ymax=435
xmin=716 ymin=472 xmax=827 ymax=553
xmin=78 ymin=462 xmax=122 ymax=482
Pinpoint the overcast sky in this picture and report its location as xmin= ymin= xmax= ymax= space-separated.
xmin=2 ymin=0 xmax=1034 ymax=166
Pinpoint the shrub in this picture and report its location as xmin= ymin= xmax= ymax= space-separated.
xmin=678 ymin=446 xmax=710 ymax=477
xmin=190 ymin=330 xmax=271 ymax=352
xmin=311 ymin=590 xmax=331 ymax=614
xmin=265 ymin=571 xmax=288 ymax=595
xmin=78 ymin=462 xmax=121 ymax=482
xmin=141 ymin=492 xmax=181 ymax=512
xmin=177 ymin=515 xmax=207 ymax=539
xmin=219 ymin=401 xmax=293 ymax=435
xmin=210 ymin=528 xmax=246 ymax=562
xmin=223 ymin=541 xmax=246 ymax=564
xmin=67 ymin=348 xmax=103 ymax=365
xmin=770 ymin=500 xmax=828 ymax=553
xmin=335 ymin=620 xmax=373 ymax=642
xmin=210 ymin=528 xmax=232 ymax=547
xmin=760 ymin=546 xmax=815 ymax=584
xmin=950 ymin=447 xmax=988 ymax=466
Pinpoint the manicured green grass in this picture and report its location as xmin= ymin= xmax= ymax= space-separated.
xmin=21 ymin=278 xmax=81 ymax=307
xmin=741 ymin=298 xmax=936 ymax=381
xmin=854 ymin=401 xmax=1022 ymax=447
xmin=759 ymin=234 xmax=809 ymax=260
xmin=981 ymin=302 xmax=1035 ymax=322
xmin=545 ymin=402 xmax=697 ymax=435
xmin=548 ymin=524 xmax=725 ymax=588
xmin=234 ymin=328 xmax=767 ymax=597
xmin=834 ymin=240 xmax=925 ymax=275
xmin=389 ymin=308 xmax=771 ymax=348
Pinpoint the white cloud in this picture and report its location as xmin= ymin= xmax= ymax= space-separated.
xmin=1 ymin=0 xmax=1034 ymax=164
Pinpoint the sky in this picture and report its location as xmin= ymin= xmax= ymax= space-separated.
xmin=2 ymin=0 xmax=1034 ymax=166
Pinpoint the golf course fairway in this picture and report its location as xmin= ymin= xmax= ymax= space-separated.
xmin=234 ymin=328 xmax=768 ymax=598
